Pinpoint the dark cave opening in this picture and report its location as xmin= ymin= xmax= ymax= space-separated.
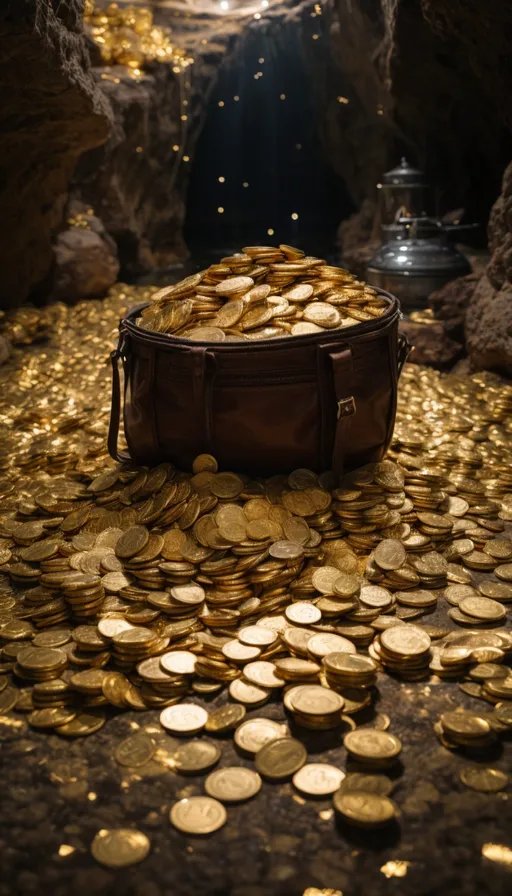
xmin=184 ymin=21 xmax=354 ymax=260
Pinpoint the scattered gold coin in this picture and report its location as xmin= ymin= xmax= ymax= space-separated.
xmin=91 ymin=828 xmax=150 ymax=868
xmin=459 ymin=766 xmax=509 ymax=792
xmin=292 ymin=763 xmax=345 ymax=796
xmin=170 ymin=796 xmax=227 ymax=834
xmin=205 ymin=767 xmax=262 ymax=802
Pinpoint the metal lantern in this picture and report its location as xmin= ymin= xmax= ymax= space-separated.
xmin=379 ymin=158 xmax=429 ymax=242
xmin=367 ymin=217 xmax=472 ymax=309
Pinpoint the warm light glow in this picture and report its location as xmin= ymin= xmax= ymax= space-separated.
xmin=218 ymin=207 xmax=225 ymax=214
xmin=173 ymin=145 xmax=180 ymax=151
xmin=280 ymin=94 xmax=286 ymax=100
xmin=337 ymin=96 xmax=349 ymax=104
xmin=218 ymin=101 xmax=225 ymax=107
xmin=261 ymin=1 xmax=269 ymax=7
xmin=267 ymin=228 xmax=275 ymax=235
xmin=291 ymin=213 xmax=299 ymax=221
xmin=220 ymin=1 xmax=229 ymax=10
xmin=183 ymin=156 xmax=190 ymax=162
xmin=218 ymin=177 xmax=226 ymax=183
xmin=59 ymin=845 xmax=75 ymax=857
xmin=243 ymin=182 xmax=249 ymax=187
xmin=234 ymin=95 xmax=240 ymax=101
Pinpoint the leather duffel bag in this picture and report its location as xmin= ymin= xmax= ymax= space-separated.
xmin=108 ymin=289 xmax=410 ymax=480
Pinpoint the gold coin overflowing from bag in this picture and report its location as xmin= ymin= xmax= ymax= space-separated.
xmin=109 ymin=245 xmax=410 ymax=477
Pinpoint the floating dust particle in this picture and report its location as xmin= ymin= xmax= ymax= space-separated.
xmin=481 ymin=843 xmax=512 ymax=868
xmin=58 ymin=845 xmax=76 ymax=857
xmin=380 ymin=860 xmax=410 ymax=878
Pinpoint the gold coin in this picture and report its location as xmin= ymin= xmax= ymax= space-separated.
xmin=374 ymin=539 xmax=406 ymax=570
xmin=307 ymin=633 xmax=356 ymax=659
xmin=205 ymin=767 xmax=262 ymax=802
xmin=242 ymin=661 xmax=284 ymax=689
xmin=343 ymin=729 xmax=402 ymax=761
xmin=205 ymin=704 xmax=246 ymax=734
xmin=171 ymin=740 xmax=221 ymax=774
xmin=160 ymin=651 xmax=197 ymax=675
xmin=238 ymin=625 xmax=277 ymax=647
xmin=459 ymin=596 xmax=506 ymax=622
xmin=268 ymin=540 xmax=304 ymax=560
xmin=211 ymin=473 xmax=244 ymax=499
xmin=292 ymin=763 xmax=345 ymax=796
xmin=303 ymin=302 xmax=340 ymax=328
xmin=56 ymin=709 xmax=106 ymax=737
xmin=228 ymin=678 xmax=272 ymax=706
xmin=28 ymin=707 xmax=77 ymax=728
xmin=169 ymin=584 xmax=205 ymax=606
xmin=115 ymin=734 xmax=155 ymax=767
xmin=339 ymin=773 xmax=394 ymax=796
xmin=440 ymin=711 xmax=491 ymax=739
xmin=380 ymin=625 xmax=431 ymax=657
xmin=186 ymin=327 xmax=226 ymax=342
xmin=459 ymin=766 xmax=508 ymax=792
xmin=255 ymin=736 xmax=307 ymax=779
xmin=290 ymin=684 xmax=343 ymax=716
xmin=291 ymin=322 xmax=323 ymax=336
xmin=215 ymin=276 xmax=254 ymax=296
xmin=234 ymin=717 xmax=285 ymax=753
xmin=115 ymin=526 xmax=149 ymax=559
xmin=222 ymin=640 xmax=261 ymax=662
xmin=312 ymin=566 xmax=345 ymax=595
xmin=285 ymin=602 xmax=321 ymax=625
xmin=192 ymin=454 xmax=218 ymax=474
xmin=91 ymin=828 xmax=150 ymax=868
xmin=160 ymin=704 xmax=208 ymax=735
xmin=333 ymin=791 xmax=397 ymax=826
xmin=170 ymin=796 xmax=227 ymax=834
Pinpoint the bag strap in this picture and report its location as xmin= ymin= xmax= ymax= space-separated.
xmin=397 ymin=331 xmax=413 ymax=376
xmin=108 ymin=332 xmax=131 ymax=464
xmin=327 ymin=346 xmax=355 ymax=483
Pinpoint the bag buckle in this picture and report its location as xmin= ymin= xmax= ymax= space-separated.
xmin=337 ymin=396 xmax=356 ymax=419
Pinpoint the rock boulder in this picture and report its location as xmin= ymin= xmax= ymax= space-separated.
xmin=466 ymin=162 xmax=512 ymax=376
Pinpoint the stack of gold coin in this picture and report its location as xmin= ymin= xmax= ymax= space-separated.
xmin=61 ymin=572 xmax=106 ymax=618
xmin=371 ymin=624 xmax=432 ymax=680
xmin=436 ymin=709 xmax=496 ymax=749
xmin=322 ymin=652 xmax=377 ymax=689
xmin=15 ymin=646 xmax=68 ymax=682
xmin=284 ymin=683 xmax=345 ymax=729
xmin=137 ymin=246 xmax=388 ymax=342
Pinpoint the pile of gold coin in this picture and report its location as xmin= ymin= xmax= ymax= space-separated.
xmin=0 ymin=286 xmax=511 ymax=844
xmin=137 ymin=245 xmax=388 ymax=341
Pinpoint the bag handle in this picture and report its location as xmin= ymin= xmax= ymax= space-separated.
xmin=108 ymin=333 xmax=131 ymax=464
xmin=397 ymin=331 xmax=413 ymax=376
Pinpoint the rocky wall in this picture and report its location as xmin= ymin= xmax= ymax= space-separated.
xmin=0 ymin=0 xmax=112 ymax=308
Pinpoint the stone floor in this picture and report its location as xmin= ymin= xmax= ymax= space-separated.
xmin=1 ymin=601 xmax=511 ymax=896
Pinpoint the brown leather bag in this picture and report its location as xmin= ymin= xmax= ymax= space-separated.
xmin=108 ymin=290 xmax=410 ymax=480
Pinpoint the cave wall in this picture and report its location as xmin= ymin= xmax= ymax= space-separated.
xmin=0 ymin=0 xmax=112 ymax=308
